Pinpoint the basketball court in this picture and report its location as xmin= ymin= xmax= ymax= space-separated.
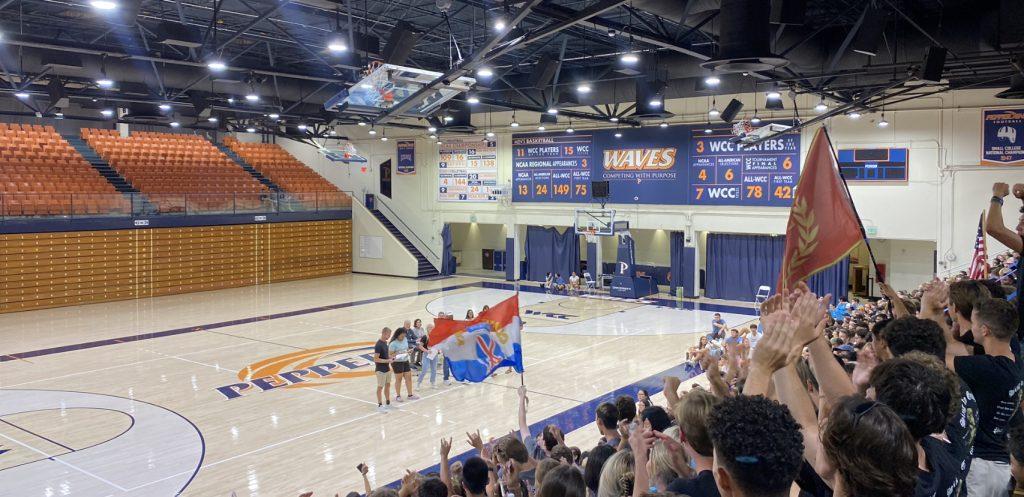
xmin=0 ymin=274 xmax=753 ymax=496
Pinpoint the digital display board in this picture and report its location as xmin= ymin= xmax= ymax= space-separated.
xmin=838 ymin=148 xmax=908 ymax=182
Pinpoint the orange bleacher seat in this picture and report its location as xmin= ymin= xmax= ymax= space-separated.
xmin=222 ymin=137 xmax=348 ymax=209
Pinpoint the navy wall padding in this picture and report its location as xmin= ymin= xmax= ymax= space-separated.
xmin=586 ymin=242 xmax=598 ymax=279
xmin=505 ymin=237 xmax=514 ymax=281
xmin=524 ymin=226 xmax=581 ymax=282
xmin=705 ymin=233 xmax=849 ymax=301
xmin=440 ymin=224 xmax=455 ymax=276
xmin=670 ymin=231 xmax=686 ymax=296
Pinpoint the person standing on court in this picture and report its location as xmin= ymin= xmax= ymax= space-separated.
xmin=374 ymin=327 xmax=394 ymax=412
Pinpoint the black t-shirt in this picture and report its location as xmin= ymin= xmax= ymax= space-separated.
xmin=953 ymin=354 xmax=1024 ymax=462
xmin=667 ymin=470 xmax=719 ymax=497
xmin=918 ymin=434 xmax=969 ymax=497
xmin=794 ymin=461 xmax=832 ymax=497
xmin=374 ymin=339 xmax=391 ymax=373
xmin=1016 ymin=238 xmax=1024 ymax=341
xmin=949 ymin=380 xmax=978 ymax=479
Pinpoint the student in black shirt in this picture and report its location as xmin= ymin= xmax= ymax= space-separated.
xmin=373 ymin=327 xmax=393 ymax=412
xmin=869 ymin=353 xmax=970 ymax=497
xmin=953 ymin=298 xmax=1023 ymax=497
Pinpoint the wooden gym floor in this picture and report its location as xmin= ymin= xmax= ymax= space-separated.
xmin=0 ymin=274 xmax=756 ymax=497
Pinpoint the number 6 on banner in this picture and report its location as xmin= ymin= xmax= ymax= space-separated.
xmin=782 ymin=157 xmax=793 ymax=170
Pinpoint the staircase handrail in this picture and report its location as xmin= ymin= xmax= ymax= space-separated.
xmin=374 ymin=198 xmax=440 ymax=264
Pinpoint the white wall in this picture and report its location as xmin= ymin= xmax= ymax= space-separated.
xmin=249 ymin=87 xmax=1024 ymax=291
xmin=350 ymin=199 xmax=419 ymax=277
xmin=450 ymin=223 xmax=507 ymax=270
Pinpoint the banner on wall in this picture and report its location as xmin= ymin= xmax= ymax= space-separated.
xmin=380 ymin=159 xmax=392 ymax=198
xmin=438 ymin=138 xmax=499 ymax=202
xmin=981 ymin=108 xmax=1024 ymax=166
xmin=397 ymin=140 xmax=416 ymax=174
xmin=511 ymin=123 xmax=800 ymax=206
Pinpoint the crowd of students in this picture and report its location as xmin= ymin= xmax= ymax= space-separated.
xmin=340 ymin=182 xmax=1024 ymax=497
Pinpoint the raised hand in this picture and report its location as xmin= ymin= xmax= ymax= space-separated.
xmin=994 ymin=182 xmax=1011 ymax=198
xmin=790 ymin=289 xmax=830 ymax=350
xmin=920 ymin=278 xmax=949 ymax=315
xmin=1014 ymin=183 xmax=1024 ymax=199
xmin=751 ymin=310 xmax=799 ymax=374
xmin=466 ymin=430 xmax=484 ymax=452
xmin=760 ymin=293 xmax=785 ymax=316
xmin=851 ymin=342 xmax=878 ymax=393
xmin=440 ymin=437 xmax=452 ymax=459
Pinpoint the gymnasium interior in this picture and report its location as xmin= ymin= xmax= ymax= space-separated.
xmin=2 ymin=0 xmax=1024 ymax=496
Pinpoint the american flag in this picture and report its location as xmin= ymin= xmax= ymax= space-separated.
xmin=968 ymin=211 xmax=989 ymax=279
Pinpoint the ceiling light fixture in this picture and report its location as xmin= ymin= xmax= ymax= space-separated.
xmin=614 ymin=131 xmax=623 ymax=138
xmin=486 ymin=131 xmax=495 ymax=138
xmin=566 ymin=125 xmax=574 ymax=133
xmin=368 ymin=127 xmax=377 ymax=135
xmin=494 ymin=19 xmax=506 ymax=31
xmin=268 ymin=113 xmax=280 ymax=119
xmin=649 ymin=97 xmax=662 ymax=107
xmin=659 ymin=122 xmax=668 ymax=128
xmin=14 ymin=91 xmax=28 ymax=99
xmin=609 ymin=116 xmax=619 ymax=122
xmin=429 ymin=134 xmax=437 ymax=139
xmin=576 ymin=83 xmax=592 ymax=94
xmin=227 ymin=97 xmax=235 ymax=104
xmin=327 ymin=37 xmax=348 ymax=53
xmin=877 ymin=114 xmax=889 ymax=128
xmin=245 ymin=93 xmax=259 ymax=102
xmin=246 ymin=127 xmax=256 ymax=133
xmin=159 ymin=103 xmax=171 ymax=111
xmin=476 ymin=67 xmax=494 ymax=78
xmin=100 ymin=108 xmax=114 ymax=117
xmin=207 ymin=116 xmax=218 ymax=123
xmin=443 ymin=115 xmax=454 ymax=122
xmin=297 ymin=124 xmax=308 ymax=130
xmin=708 ymin=106 xmax=719 ymax=117
xmin=381 ymin=136 xmax=388 ymax=142
xmin=704 ymin=126 xmax=713 ymax=134
xmin=329 ymin=129 xmax=337 ymax=136
xmin=90 ymin=0 xmax=117 ymax=10
xmin=620 ymin=52 xmax=639 ymax=64
xmin=704 ymin=73 xmax=721 ymax=86
xmin=169 ymin=121 xmax=180 ymax=127
xmin=436 ymin=140 xmax=443 ymax=145
xmin=96 ymin=78 xmax=114 ymax=89
xmin=466 ymin=93 xmax=480 ymax=104
xmin=427 ymin=125 xmax=437 ymax=132
xmin=538 ymin=125 xmax=546 ymax=131
xmin=510 ymin=120 xmax=519 ymax=128
xmin=750 ymin=114 xmax=761 ymax=124
xmin=765 ymin=90 xmax=781 ymax=100
xmin=207 ymin=58 xmax=227 ymax=71
xmin=547 ymin=107 xmax=558 ymax=114
xmin=814 ymin=98 xmax=828 ymax=113
xmin=848 ymin=111 xmax=861 ymax=119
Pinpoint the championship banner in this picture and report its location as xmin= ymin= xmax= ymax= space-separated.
xmin=981 ymin=108 xmax=1024 ymax=166
xmin=511 ymin=123 xmax=800 ymax=206
xmin=438 ymin=139 xmax=499 ymax=202
xmin=397 ymin=140 xmax=416 ymax=174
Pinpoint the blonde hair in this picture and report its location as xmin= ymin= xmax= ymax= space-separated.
xmin=597 ymin=449 xmax=635 ymax=497
xmin=648 ymin=426 xmax=681 ymax=487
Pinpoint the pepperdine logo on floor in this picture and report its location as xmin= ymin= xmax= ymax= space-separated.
xmin=214 ymin=342 xmax=377 ymax=400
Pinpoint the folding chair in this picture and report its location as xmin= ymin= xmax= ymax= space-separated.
xmin=583 ymin=271 xmax=598 ymax=294
xmin=754 ymin=285 xmax=771 ymax=312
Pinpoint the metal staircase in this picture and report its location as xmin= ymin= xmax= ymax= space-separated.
xmin=212 ymin=142 xmax=281 ymax=191
xmin=370 ymin=208 xmax=439 ymax=278
xmin=64 ymin=135 xmax=155 ymax=213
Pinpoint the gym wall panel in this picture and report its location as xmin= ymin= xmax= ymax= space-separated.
xmin=0 ymin=220 xmax=352 ymax=313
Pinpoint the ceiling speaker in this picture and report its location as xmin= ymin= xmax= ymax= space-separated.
xmin=720 ymin=99 xmax=744 ymax=123
xmin=383 ymin=21 xmax=419 ymax=65
xmin=920 ymin=46 xmax=947 ymax=83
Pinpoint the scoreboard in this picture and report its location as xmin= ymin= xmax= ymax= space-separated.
xmin=511 ymin=124 xmax=801 ymax=206
xmin=837 ymin=148 xmax=908 ymax=182
xmin=512 ymin=134 xmax=593 ymax=202
xmin=438 ymin=139 xmax=499 ymax=202
xmin=688 ymin=128 xmax=800 ymax=206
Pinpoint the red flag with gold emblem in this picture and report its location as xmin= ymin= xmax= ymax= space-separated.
xmin=778 ymin=127 xmax=865 ymax=292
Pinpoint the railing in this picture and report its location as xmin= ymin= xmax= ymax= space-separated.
xmin=0 ymin=191 xmax=352 ymax=220
xmin=374 ymin=198 xmax=441 ymax=264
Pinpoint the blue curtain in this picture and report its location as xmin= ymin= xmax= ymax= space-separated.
xmin=705 ymin=233 xmax=849 ymax=301
xmin=670 ymin=231 xmax=686 ymax=296
xmin=440 ymin=224 xmax=454 ymax=276
xmin=524 ymin=226 xmax=580 ymax=282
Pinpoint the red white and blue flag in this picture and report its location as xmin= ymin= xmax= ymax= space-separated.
xmin=428 ymin=294 xmax=524 ymax=382
xmin=968 ymin=211 xmax=989 ymax=279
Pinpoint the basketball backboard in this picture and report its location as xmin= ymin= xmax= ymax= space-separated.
xmin=574 ymin=209 xmax=617 ymax=236
xmin=323 ymin=63 xmax=476 ymax=118
xmin=318 ymin=142 xmax=367 ymax=163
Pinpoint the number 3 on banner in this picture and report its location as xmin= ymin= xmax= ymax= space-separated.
xmin=695 ymin=141 xmax=705 ymax=154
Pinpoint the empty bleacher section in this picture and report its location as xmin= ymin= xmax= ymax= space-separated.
xmin=0 ymin=123 xmax=128 ymax=217
xmin=82 ymin=129 xmax=268 ymax=214
xmin=0 ymin=220 xmax=352 ymax=313
xmin=223 ymin=137 xmax=350 ymax=209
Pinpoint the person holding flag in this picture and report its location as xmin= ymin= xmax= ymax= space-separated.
xmin=428 ymin=294 xmax=525 ymax=383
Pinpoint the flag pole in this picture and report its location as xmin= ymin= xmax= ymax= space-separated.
xmin=822 ymin=127 xmax=885 ymax=285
